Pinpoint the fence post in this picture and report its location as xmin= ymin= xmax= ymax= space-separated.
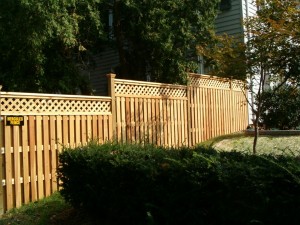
xmin=0 ymin=85 xmax=4 ymax=214
xmin=187 ymin=76 xmax=192 ymax=147
xmin=230 ymin=77 xmax=233 ymax=133
xmin=107 ymin=73 xmax=117 ymax=139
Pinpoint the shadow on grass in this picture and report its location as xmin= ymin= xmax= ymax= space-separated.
xmin=197 ymin=132 xmax=246 ymax=149
xmin=0 ymin=192 xmax=100 ymax=225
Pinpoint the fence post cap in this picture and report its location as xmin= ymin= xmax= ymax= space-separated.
xmin=106 ymin=73 xmax=116 ymax=78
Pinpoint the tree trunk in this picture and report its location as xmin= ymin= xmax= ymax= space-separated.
xmin=253 ymin=114 xmax=259 ymax=155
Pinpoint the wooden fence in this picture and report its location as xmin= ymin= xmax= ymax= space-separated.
xmin=0 ymin=73 xmax=248 ymax=213
xmin=0 ymin=92 xmax=112 ymax=213
xmin=108 ymin=73 xmax=248 ymax=147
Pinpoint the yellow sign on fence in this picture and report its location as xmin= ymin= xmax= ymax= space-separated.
xmin=6 ymin=116 xmax=24 ymax=126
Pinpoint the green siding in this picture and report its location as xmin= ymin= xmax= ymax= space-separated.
xmin=215 ymin=0 xmax=257 ymax=41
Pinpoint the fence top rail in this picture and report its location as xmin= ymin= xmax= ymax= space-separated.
xmin=0 ymin=91 xmax=112 ymax=101
xmin=189 ymin=73 xmax=245 ymax=83
xmin=189 ymin=73 xmax=246 ymax=91
xmin=114 ymin=79 xmax=187 ymax=90
xmin=114 ymin=78 xmax=188 ymax=98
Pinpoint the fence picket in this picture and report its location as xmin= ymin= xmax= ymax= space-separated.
xmin=43 ymin=116 xmax=50 ymax=197
xmin=5 ymin=125 xmax=13 ymax=209
xmin=13 ymin=126 xmax=21 ymax=208
xmin=49 ymin=116 xmax=57 ymax=192
xmin=22 ymin=117 xmax=30 ymax=204
xmin=28 ymin=116 xmax=37 ymax=202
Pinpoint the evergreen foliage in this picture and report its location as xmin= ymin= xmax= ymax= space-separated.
xmin=260 ymin=85 xmax=300 ymax=129
xmin=109 ymin=0 xmax=220 ymax=83
xmin=0 ymin=0 xmax=220 ymax=92
xmin=58 ymin=143 xmax=300 ymax=225
xmin=0 ymin=0 xmax=105 ymax=93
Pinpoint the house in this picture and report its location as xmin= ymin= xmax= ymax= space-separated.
xmin=216 ymin=0 xmax=257 ymax=37
xmin=86 ymin=0 xmax=258 ymax=96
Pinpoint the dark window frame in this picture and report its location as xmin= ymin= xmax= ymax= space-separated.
xmin=220 ymin=0 xmax=231 ymax=11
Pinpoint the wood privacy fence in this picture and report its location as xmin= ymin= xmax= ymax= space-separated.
xmin=0 ymin=93 xmax=112 ymax=213
xmin=0 ymin=73 xmax=248 ymax=213
xmin=108 ymin=73 xmax=248 ymax=147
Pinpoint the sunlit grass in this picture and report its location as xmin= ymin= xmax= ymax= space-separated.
xmin=211 ymin=135 xmax=300 ymax=155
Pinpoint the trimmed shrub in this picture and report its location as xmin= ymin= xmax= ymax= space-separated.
xmin=57 ymin=143 xmax=300 ymax=225
xmin=260 ymin=86 xmax=300 ymax=129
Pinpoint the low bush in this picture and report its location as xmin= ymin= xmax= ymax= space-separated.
xmin=260 ymin=86 xmax=300 ymax=129
xmin=58 ymin=143 xmax=300 ymax=225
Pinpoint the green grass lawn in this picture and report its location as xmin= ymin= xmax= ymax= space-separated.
xmin=210 ymin=134 xmax=300 ymax=155
xmin=0 ymin=192 xmax=97 ymax=225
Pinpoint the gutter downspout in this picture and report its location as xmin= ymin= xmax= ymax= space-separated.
xmin=244 ymin=0 xmax=255 ymax=124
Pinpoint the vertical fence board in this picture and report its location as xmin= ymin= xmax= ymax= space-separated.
xmin=28 ymin=116 xmax=37 ymax=202
xmin=121 ymin=97 xmax=126 ymax=143
xmin=108 ymin=114 xmax=113 ymax=140
xmin=63 ymin=116 xmax=69 ymax=148
xmin=42 ymin=116 xmax=50 ymax=197
xmin=143 ymin=98 xmax=148 ymax=143
xmin=92 ymin=116 xmax=97 ymax=141
xmin=13 ymin=126 xmax=21 ymax=208
xmin=36 ymin=116 xmax=44 ymax=199
xmin=116 ymin=97 xmax=121 ymax=142
xmin=0 ymin=119 xmax=4 ymax=214
xmin=86 ymin=115 xmax=92 ymax=141
xmin=130 ymin=98 xmax=135 ymax=142
xmin=69 ymin=116 xmax=75 ymax=148
xmin=22 ymin=117 xmax=30 ymax=204
xmin=4 ymin=125 xmax=13 ymax=210
xmin=159 ymin=100 xmax=164 ymax=146
xmin=49 ymin=116 xmax=57 ymax=192
xmin=97 ymin=115 xmax=103 ymax=144
xmin=138 ymin=99 xmax=144 ymax=143
xmin=81 ymin=116 xmax=86 ymax=145
xmin=103 ymin=116 xmax=108 ymax=141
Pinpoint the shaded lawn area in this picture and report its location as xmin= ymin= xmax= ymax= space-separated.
xmin=0 ymin=192 xmax=97 ymax=225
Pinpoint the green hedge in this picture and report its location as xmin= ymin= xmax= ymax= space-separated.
xmin=57 ymin=143 xmax=300 ymax=225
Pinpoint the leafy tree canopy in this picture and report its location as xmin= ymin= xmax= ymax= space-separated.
xmin=0 ymin=0 xmax=104 ymax=93
xmin=197 ymin=33 xmax=247 ymax=80
xmin=109 ymin=0 xmax=220 ymax=84
xmin=246 ymin=0 xmax=300 ymax=84
xmin=0 ymin=0 xmax=221 ymax=93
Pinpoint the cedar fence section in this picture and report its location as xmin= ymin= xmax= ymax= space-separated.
xmin=188 ymin=74 xmax=248 ymax=146
xmin=112 ymin=76 xmax=189 ymax=147
xmin=108 ymin=73 xmax=248 ymax=147
xmin=0 ymin=93 xmax=112 ymax=213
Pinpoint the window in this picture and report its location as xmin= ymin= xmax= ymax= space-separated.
xmin=220 ymin=0 xmax=231 ymax=11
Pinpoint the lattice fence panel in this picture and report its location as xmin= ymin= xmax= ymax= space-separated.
xmin=115 ymin=81 xmax=187 ymax=98
xmin=231 ymin=81 xmax=245 ymax=91
xmin=0 ymin=94 xmax=111 ymax=115
xmin=189 ymin=75 xmax=231 ymax=89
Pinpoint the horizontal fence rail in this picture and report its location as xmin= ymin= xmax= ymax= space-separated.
xmin=0 ymin=93 xmax=113 ymax=213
